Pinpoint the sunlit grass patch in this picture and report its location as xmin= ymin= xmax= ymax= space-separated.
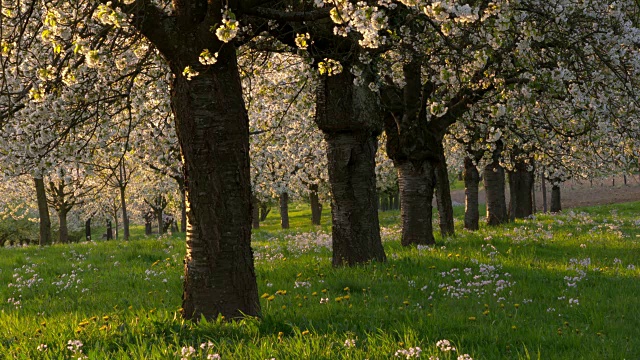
xmin=0 ymin=202 xmax=638 ymax=358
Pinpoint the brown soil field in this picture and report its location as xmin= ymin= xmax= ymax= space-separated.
xmin=450 ymin=175 xmax=640 ymax=210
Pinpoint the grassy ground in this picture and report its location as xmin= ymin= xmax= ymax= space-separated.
xmin=0 ymin=202 xmax=638 ymax=359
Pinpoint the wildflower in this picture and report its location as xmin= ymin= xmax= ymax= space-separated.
xmin=457 ymin=355 xmax=473 ymax=360
xmin=37 ymin=344 xmax=48 ymax=351
xmin=436 ymin=339 xmax=456 ymax=352
xmin=344 ymin=339 xmax=356 ymax=348
xmin=395 ymin=346 xmax=422 ymax=358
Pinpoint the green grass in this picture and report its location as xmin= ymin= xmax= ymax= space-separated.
xmin=0 ymin=202 xmax=639 ymax=359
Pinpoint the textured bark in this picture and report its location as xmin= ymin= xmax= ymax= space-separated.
xmin=484 ymin=145 xmax=508 ymax=225
xmin=172 ymin=46 xmax=259 ymax=320
xmin=252 ymin=196 xmax=260 ymax=229
xmin=463 ymin=157 xmax=480 ymax=231
xmin=435 ymin=153 xmax=455 ymax=237
xmin=279 ymin=192 xmax=289 ymax=229
xmin=315 ymin=68 xmax=386 ymax=266
xmin=507 ymin=159 xmax=534 ymax=220
xmin=324 ymin=131 xmax=386 ymax=265
xmin=309 ymin=184 xmax=322 ymax=225
xmin=34 ymin=177 xmax=51 ymax=246
xmin=58 ymin=208 xmax=68 ymax=244
xmin=397 ymin=160 xmax=436 ymax=246
xmin=551 ymin=185 xmax=562 ymax=212
xmin=180 ymin=186 xmax=187 ymax=232
xmin=120 ymin=186 xmax=130 ymax=241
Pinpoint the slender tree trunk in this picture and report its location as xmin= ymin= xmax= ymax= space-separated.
xmin=58 ymin=208 xmax=68 ymax=244
xmin=106 ymin=219 xmax=113 ymax=240
xmin=252 ymin=195 xmax=260 ymax=229
xmin=279 ymin=192 xmax=289 ymax=229
xmin=34 ymin=177 xmax=51 ymax=246
xmin=397 ymin=160 xmax=436 ymax=246
xmin=155 ymin=208 xmax=163 ymax=235
xmin=259 ymin=204 xmax=270 ymax=221
xmin=119 ymin=186 xmax=129 ymax=240
xmin=144 ymin=214 xmax=153 ymax=236
xmin=484 ymin=151 xmax=508 ymax=225
xmin=172 ymin=46 xmax=259 ymax=320
xmin=542 ymin=173 xmax=548 ymax=213
xmin=309 ymin=184 xmax=322 ymax=225
xmin=551 ymin=184 xmax=562 ymax=212
xmin=434 ymin=153 xmax=455 ymax=237
xmin=315 ymin=66 xmax=386 ymax=266
xmin=85 ymin=218 xmax=91 ymax=241
xmin=508 ymin=160 xmax=534 ymax=220
xmin=114 ymin=211 xmax=119 ymax=240
xmin=463 ymin=157 xmax=480 ymax=231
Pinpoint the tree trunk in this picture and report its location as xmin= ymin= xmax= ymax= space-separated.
xmin=279 ymin=192 xmax=289 ymax=229
xmin=118 ymin=185 xmax=129 ymax=240
xmin=309 ymin=184 xmax=322 ymax=225
xmin=85 ymin=218 xmax=91 ymax=241
xmin=58 ymin=208 xmax=68 ymax=244
xmin=542 ymin=173 xmax=548 ymax=213
xmin=156 ymin=208 xmax=164 ymax=235
xmin=252 ymin=195 xmax=260 ymax=229
xmin=551 ymin=184 xmax=562 ymax=212
xmin=106 ymin=219 xmax=113 ymax=240
xmin=508 ymin=160 xmax=534 ymax=220
xmin=172 ymin=46 xmax=259 ymax=320
xmin=34 ymin=177 xmax=51 ymax=246
xmin=484 ymin=151 xmax=508 ymax=226
xmin=114 ymin=210 xmax=119 ymax=240
xmin=315 ymin=67 xmax=386 ymax=266
xmin=259 ymin=203 xmax=270 ymax=222
xmin=397 ymin=160 xmax=436 ymax=246
xmin=180 ymin=186 xmax=187 ymax=233
xmin=435 ymin=153 xmax=455 ymax=237
xmin=463 ymin=157 xmax=480 ymax=231
xmin=144 ymin=214 xmax=153 ymax=236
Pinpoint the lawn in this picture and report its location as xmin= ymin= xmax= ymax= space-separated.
xmin=0 ymin=201 xmax=638 ymax=359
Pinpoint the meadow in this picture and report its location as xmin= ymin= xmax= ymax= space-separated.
xmin=0 ymin=202 xmax=638 ymax=359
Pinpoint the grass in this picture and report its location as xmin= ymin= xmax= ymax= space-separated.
xmin=0 ymin=201 xmax=639 ymax=359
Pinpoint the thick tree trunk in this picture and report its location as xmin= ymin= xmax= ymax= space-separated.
xmin=508 ymin=160 xmax=534 ymax=220
xmin=551 ymin=184 xmax=562 ymax=212
xmin=106 ymin=219 xmax=113 ymax=240
xmin=58 ymin=209 xmax=68 ymax=244
xmin=463 ymin=157 xmax=480 ymax=231
xmin=484 ymin=156 xmax=508 ymax=225
xmin=279 ymin=192 xmax=289 ymax=229
xmin=324 ymin=131 xmax=386 ymax=265
xmin=252 ymin=196 xmax=260 ymax=229
xmin=315 ymin=67 xmax=386 ymax=266
xmin=435 ymin=153 xmax=455 ymax=237
xmin=309 ymin=184 xmax=322 ymax=225
xmin=397 ymin=160 xmax=436 ymax=246
xmin=172 ymin=46 xmax=259 ymax=320
xmin=34 ymin=177 xmax=51 ymax=246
